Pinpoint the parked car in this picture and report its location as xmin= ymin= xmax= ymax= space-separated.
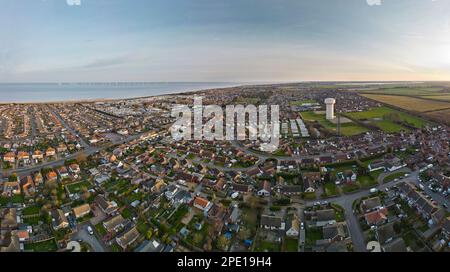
xmin=87 ymin=226 xmax=94 ymax=235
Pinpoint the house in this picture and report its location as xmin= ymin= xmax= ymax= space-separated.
xmin=315 ymin=209 xmax=336 ymax=227
xmin=57 ymin=166 xmax=69 ymax=179
xmin=257 ymin=180 xmax=271 ymax=197
xmin=260 ymin=215 xmax=284 ymax=230
xmin=278 ymin=185 xmax=303 ymax=196
xmin=231 ymin=183 xmax=250 ymax=194
xmin=95 ymin=195 xmax=118 ymax=215
xmin=32 ymin=150 xmax=44 ymax=161
xmin=17 ymin=151 xmax=30 ymax=163
xmin=21 ymin=176 xmax=36 ymax=196
xmin=34 ymin=172 xmax=43 ymax=186
xmin=46 ymin=147 xmax=56 ymax=157
xmin=302 ymin=172 xmax=321 ymax=193
xmin=286 ymin=216 xmax=300 ymax=237
xmin=57 ymin=144 xmax=67 ymax=153
xmin=103 ymin=214 xmax=127 ymax=233
xmin=3 ymin=182 xmax=21 ymax=196
xmin=50 ymin=209 xmax=69 ymax=230
xmin=382 ymin=238 xmax=407 ymax=252
xmin=368 ymin=160 xmax=386 ymax=172
xmin=116 ymin=226 xmax=140 ymax=250
xmin=3 ymin=152 xmax=15 ymax=163
xmin=362 ymin=197 xmax=382 ymax=212
xmin=442 ymin=217 xmax=450 ymax=240
xmin=72 ymin=204 xmax=91 ymax=219
xmin=69 ymin=163 xmax=80 ymax=174
xmin=376 ymin=222 xmax=396 ymax=244
xmin=17 ymin=230 xmax=30 ymax=242
xmin=365 ymin=208 xmax=388 ymax=226
xmin=322 ymin=223 xmax=346 ymax=241
xmin=46 ymin=171 xmax=58 ymax=182
xmin=193 ymin=197 xmax=213 ymax=213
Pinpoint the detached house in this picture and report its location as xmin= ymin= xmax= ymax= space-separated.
xmin=257 ymin=180 xmax=271 ymax=197
xmin=3 ymin=152 xmax=15 ymax=163
xmin=72 ymin=204 xmax=91 ymax=219
xmin=260 ymin=215 xmax=284 ymax=230
xmin=116 ymin=226 xmax=140 ymax=250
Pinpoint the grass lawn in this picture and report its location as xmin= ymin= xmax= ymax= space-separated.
xmin=284 ymin=238 xmax=298 ymax=252
xmin=24 ymin=239 xmax=58 ymax=252
xmin=331 ymin=204 xmax=346 ymax=222
xmin=302 ymin=192 xmax=317 ymax=200
xmin=301 ymin=111 xmax=367 ymax=136
xmin=324 ymin=182 xmax=339 ymax=196
xmin=383 ymin=172 xmax=408 ymax=183
xmin=342 ymin=183 xmax=360 ymax=193
xmin=121 ymin=208 xmax=133 ymax=219
xmin=305 ymin=227 xmax=323 ymax=246
xmin=95 ymin=222 xmax=107 ymax=236
xmin=66 ymin=181 xmax=92 ymax=194
xmin=290 ymin=100 xmax=317 ymax=106
xmin=346 ymin=106 xmax=428 ymax=131
xmin=357 ymin=175 xmax=378 ymax=188
xmin=254 ymin=240 xmax=281 ymax=252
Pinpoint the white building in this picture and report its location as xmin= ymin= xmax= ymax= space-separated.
xmin=325 ymin=98 xmax=336 ymax=120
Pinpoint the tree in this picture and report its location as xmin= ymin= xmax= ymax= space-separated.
xmin=238 ymin=227 xmax=250 ymax=241
xmin=192 ymin=233 xmax=203 ymax=245
xmin=146 ymin=230 xmax=153 ymax=240
xmin=216 ymin=235 xmax=230 ymax=251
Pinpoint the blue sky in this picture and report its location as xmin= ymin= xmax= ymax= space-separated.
xmin=1 ymin=0 xmax=450 ymax=82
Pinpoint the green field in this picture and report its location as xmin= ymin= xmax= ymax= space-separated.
xmin=66 ymin=181 xmax=92 ymax=194
xmin=301 ymin=111 xmax=368 ymax=136
xmin=357 ymin=87 xmax=444 ymax=96
xmin=290 ymin=99 xmax=317 ymax=106
xmin=345 ymin=106 xmax=427 ymax=132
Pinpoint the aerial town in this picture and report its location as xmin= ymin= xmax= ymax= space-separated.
xmin=0 ymin=82 xmax=449 ymax=253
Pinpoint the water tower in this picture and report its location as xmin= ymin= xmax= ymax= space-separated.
xmin=325 ymin=98 xmax=336 ymax=120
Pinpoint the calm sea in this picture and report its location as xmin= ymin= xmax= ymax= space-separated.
xmin=0 ymin=82 xmax=242 ymax=103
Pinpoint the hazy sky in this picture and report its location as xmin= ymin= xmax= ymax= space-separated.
xmin=1 ymin=0 xmax=450 ymax=82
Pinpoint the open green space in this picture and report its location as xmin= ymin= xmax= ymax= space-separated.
xmin=301 ymin=111 xmax=368 ymax=136
xmin=66 ymin=181 xmax=92 ymax=194
xmin=383 ymin=171 xmax=408 ymax=183
xmin=284 ymin=238 xmax=299 ymax=252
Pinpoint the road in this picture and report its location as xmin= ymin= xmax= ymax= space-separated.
xmin=303 ymin=170 xmax=421 ymax=252
xmin=71 ymin=224 xmax=107 ymax=252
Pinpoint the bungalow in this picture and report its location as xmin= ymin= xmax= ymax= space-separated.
xmin=257 ymin=180 xmax=271 ymax=197
xmin=323 ymin=223 xmax=346 ymax=241
xmin=116 ymin=226 xmax=140 ymax=250
xmin=286 ymin=216 xmax=300 ymax=237
xmin=50 ymin=209 xmax=69 ymax=230
xmin=362 ymin=197 xmax=382 ymax=212
xmin=72 ymin=204 xmax=91 ymax=219
xmin=260 ymin=215 xmax=284 ymax=230
xmin=3 ymin=152 xmax=15 ymax=163
xmin=368 ymin=160 xmax=386 ymax=172
xmin=69 ymin=163 xmax=80 ymax=174
xmin=278 ymin=185 xmax=303 ymax=196
xmin=193 ymin=197 xmax=213 ymax=214
xmin=376 ymin=222 xmax=396 ymax=244
xmin=103 ymin=214 xmax=127 ymax=233
xmin=231 ymin=183 xmax=250 ymax=194
xmin=365 ymin=208 xmax=388 ymax=226
xmin=95 ymin=195 xmax=118 ymax=215
xmin=315 ymin=209 xmax=336 ymax=227
xmin=382 ymin=238 xmax=407 ymax=252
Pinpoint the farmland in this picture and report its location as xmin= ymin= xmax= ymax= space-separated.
xmin=345 ymin=106 xmax=427 ymax=132
xmin=361 ymin=94 xmax=450 ymax=112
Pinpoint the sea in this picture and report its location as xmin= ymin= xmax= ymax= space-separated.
xmin=0 ymin=82 xmax=243 ymax=103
